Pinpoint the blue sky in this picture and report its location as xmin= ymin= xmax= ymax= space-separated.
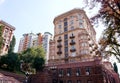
xmin=0 ymin=0 xmax=102 ymax=52
xmin=0 ymin=0 xmax=120 ymax=75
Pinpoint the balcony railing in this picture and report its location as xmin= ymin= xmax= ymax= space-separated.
xmin=70 ymin=41 xmax=76 ymax=45
xmin=57 ymin=39 xmax=62 ymax=42
xmin=70 ymin=48 xmax=76 ymax=52
xmin=57 ymin=44 xmax=62 ymax=48
xmin=57 ymin=51 xmax=62 ymax=54
xmin=69 ymin=35 xmax=75 ymax=39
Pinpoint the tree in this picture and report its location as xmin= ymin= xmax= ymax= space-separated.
xmin=8 ymin=35 xmax=16 ymax=53
xmin=33 ymin=56 xmax=45 ymax=71
xmin=84 ymin=0 xmax=120 ymax=62
xmin=0 ymin=53 xmax=20 ymax=71
xmin=0 ymin=25 xmax=3 ymax=54
xmin=113 ymin=62 xmax=118 ymax=73
xmin=32 ymin=46 xmax=45 ymax=71
xmin=21 ymin=46 xmax=45 ymax=73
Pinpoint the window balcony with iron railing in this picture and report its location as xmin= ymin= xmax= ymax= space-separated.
xmin=57 ymin=44 xmax=62 ymax=48
xmin=70 ymin=41 xmax=76 ymax=45
xmin=57 ymin=38 xmax=62 ymax=42
xmin=57 ymin=51 xmax=62 ymax=54
xmin=70 ymin=48 xmax=76 ymax=52
xmin=69 ymin=34 xmax=75 ymax=39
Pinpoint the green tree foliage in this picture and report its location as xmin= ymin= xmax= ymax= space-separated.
xmin=33 ymin=56 xmax=45 ymax=71
xmin=21 ymin=46 xmax=45 ymax=72
xmin=113 ymin=62 xmax=118 ymax=73
xmin=84 ymin=0 xmax=120 ymax=62
xmin=0 ymin=53 xmax=20 ymax=71
xmin=0 ymin=25 xmax=3 ymax=53
xmin=8 ymin=35 xmax=16 ymax=53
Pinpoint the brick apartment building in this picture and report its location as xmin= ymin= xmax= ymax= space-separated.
xmin=0 ymin=20 xmax=15 ymax=55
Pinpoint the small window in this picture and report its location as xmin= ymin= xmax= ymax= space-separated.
xmin=64 ymin=34 xmax=68 ymax=39
xmin=71 ymin=26 xmax=74 ymax=30
xmin=71 ymin=52 xmax=76 ymax=57
xmin=64 ymin=40 xmax=68 ymax=47
xmin=59 ymin=69 xmax=64 ymax=77
xmin=76 ymin=68 xmax=81 ymax=76
xmin=77 ymin=80 xmax=81 ymax=83
xmin=64 ymin=27 xmax=68 ymax=32
xmin=67 ymin=80 xmax=72 ymax=83
xmin=67 ymin=68 xmax=72 ymax=76
xmin=79 ymin=23 xmax=83 ymax=28
xmin=64 ymin=22 xmax=68 ymax=26
xmin=65 ymin=47 xmax=68 ymax=53
xmin=70 ymin=20 xmax=74 ymax=25
xmin=58 ymin=24 xmax=62 ymax=28
xmin=71 ymin=45 xmax=75 ymax=49
xmin=86 ymin=67 xmax=91 ymax=75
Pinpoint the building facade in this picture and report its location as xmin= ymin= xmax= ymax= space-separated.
xmin=18 ymin=33 xmax=43 ymax=52
xmin=43 ymin=9 xmax=120 ymax=83
xmin=42 ymin=32 xmax=53 ymax=63
xmin=0 ymin=20 xmax=15 ymax=55
xmin=49 ymin=8 xmax=97 ymax=64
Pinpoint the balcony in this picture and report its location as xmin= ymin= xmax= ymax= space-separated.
xmin=57 ymin=44 xmax=62 ymax=48
xmin=70 ymin=48 xmax=76 ymax=52
xmin=57 ymin=51 xmax=62 ymax=54
xmin=57 ymin=38 xmax=62 ymax=42
xmin=69 ymin=35 xmax=75 ymax=39
xmin=70 ymin=41 xmax=76 ymax=45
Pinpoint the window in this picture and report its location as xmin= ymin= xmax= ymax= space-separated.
xmin=58 ymin=24 xmax=62 ymax=28
xmin=59 ymin=36 xmax=61 ymax=39
xmin=65 ymin=53 xmax=68 ymax=57
xmin=64 ymin=27 xmax=68 ymax=32
xmin=79 ymin=23 xmax=83 ymax=28
xmin=76 ymin=68 xmax=81 ymax=76
xmin=71 ymin=52 xmax=76 ymax=57
xmin=77 ymin=80 xmax=81 ymax=83
xmin=65 ymin=47 xmax=68 ymax=53
xmin=70 ymin=20 xmax=74 ymax=25
xmin=64 ymin=40 xmax=68 ymax=47
xmin=79 ymin=19 xmax=83 ymax=23
xmin=86 ymin=67 xmax=91 ymax=75
xmin=67 ymin=68 xmax=72 ymax=76
xmin=64 ymin=22 xmax=68 ymax=26
xmin=71 ymin=39 xmax=75 ymax=42
xmin=64 ymin=34 xmax=68 ymax=39
xmin=81 ymin=42 xmax=88 ymax=47
xmin=59 ymin=69 xmax=64 ymax=77
xmin=59 ymin=80 xmax=63 ymax=83
xmin=80 ymin=49 xmax=88 ymax=55
xmin=71 ymin=26 xmax=74 ymax=30
xmin=71 ymin=45 xmax=75 ymax=49
xmin=78 ymin=14 xmax=82 ymax=19
xmin=67 ymin=80 xmax=72 ymax=83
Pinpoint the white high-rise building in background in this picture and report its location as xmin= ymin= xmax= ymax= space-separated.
xmin=42 ymin=32 xmax=53 ymax=63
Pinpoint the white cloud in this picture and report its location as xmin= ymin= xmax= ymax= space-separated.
xmin=0 ymin=0 xmax=5 ymax=5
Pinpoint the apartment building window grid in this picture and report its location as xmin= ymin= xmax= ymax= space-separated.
xmin=64 ymin=34 xmax=68 ymax=57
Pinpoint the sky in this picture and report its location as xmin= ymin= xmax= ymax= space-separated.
xmin=0 ymin=0 xmax=119 ymax=74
